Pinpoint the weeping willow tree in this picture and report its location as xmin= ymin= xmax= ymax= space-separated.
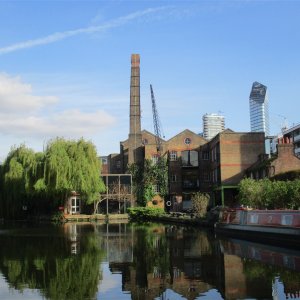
xmin=43 ymin=138 xmax=106 ymax=205
xmin=0 ymin=138 xmax=106 ymax=218
xmin=0 ymin=145 xmax=41 ymax=218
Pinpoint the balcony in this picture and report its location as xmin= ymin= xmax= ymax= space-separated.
xmin=182 ymin=180 xmax=199 ymax=189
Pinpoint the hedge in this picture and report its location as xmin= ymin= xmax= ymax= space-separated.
xmin=127 ymin=207 xmax=166 ymax=221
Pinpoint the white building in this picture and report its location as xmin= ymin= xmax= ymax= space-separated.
xmin=202 ymin=113 xmax=225 ymax=140
xmin=249 ymin=81 xmax=270 ymax=135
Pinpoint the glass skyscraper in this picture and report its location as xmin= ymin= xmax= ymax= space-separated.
xmin=249 ymin=81 xmax=269 ymax=136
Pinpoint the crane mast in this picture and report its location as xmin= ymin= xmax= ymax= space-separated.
xmin=150 ymin=84 xmax=163 ymax=155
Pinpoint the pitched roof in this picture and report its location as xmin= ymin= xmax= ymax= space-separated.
xmin=166 ymin=129 xmax=207 ymax=143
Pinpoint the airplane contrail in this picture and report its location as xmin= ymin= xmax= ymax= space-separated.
xmin=0 ymin=7 xmax=166 ymax=55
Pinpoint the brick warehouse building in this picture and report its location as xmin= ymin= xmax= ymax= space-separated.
xmin=103 ymin=54 xmax=266 ymax=210
xmin=199 ymin=130 xmax=265 ymax=207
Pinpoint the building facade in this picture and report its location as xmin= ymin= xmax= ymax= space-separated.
xmin=115 ymin=128 xmax=207 ymax=210
xmin=202 ymin=113 xmax=225 ymax=140
xmin=199 ymin=130 xmax=265 ymax=207
xmin=106 ymin=54 xmax=266 ymax=210
xmin=282 ymin=123 xmax=300 ymax=157
xmin=249 ymin=81 xmax=270 ymax=135
xmin=163 ymin=129 xmax=207 ymax=210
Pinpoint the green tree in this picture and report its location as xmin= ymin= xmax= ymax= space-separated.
xmin=290 ymin=179 xmax=300 ymax=209
xmin=238 ymin=177 xmax=300 ymax=209
xmin=238 ymin=178 xmax=264 ymax=208
xmin=0 ymin=138 xmax=106 ymax=218
xmin=0 ymin=145 xmax=39 ymax=218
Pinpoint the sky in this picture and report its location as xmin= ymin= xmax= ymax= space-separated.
xmin=0 ymin=0 xmax=300 ymax=161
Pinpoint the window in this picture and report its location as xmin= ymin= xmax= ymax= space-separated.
xmin=281 ymin=215 xmax=293 ymax=226
xmin=210 ymin=144 xmax=220 ymax=162
xmin=212 ymin=168 xmax=219 ymax=183
xmin=71 ymin=197 xmax=80 ymax=214
xmin=169 ymin=150 xmax=178 ymax=161
xmin=100 ymin=157 xmax=108 ymax=164
xmin=116 ymin=160 xmax=121 ymax=169
xmin=142 ymin=138 xmax=148 ymax=145
xmin=181 ymin=150 xmax=198 ymax=167
xmin=249 ymin=214 xmax=258 ymax=224
xmin=203 ymin=172 xmax=210 ymax=182
xmin=170 ymin=174 xmax=177 ymax=182
xmin=182 ymin=193 xmax=192 ymax=210
xmin=151 ymin=154 xmax=159 ymax=164
xmin=184 ymin=137 xmax=192 ymax=145
xmin=202 ymin=151 xmax=209 ymax=160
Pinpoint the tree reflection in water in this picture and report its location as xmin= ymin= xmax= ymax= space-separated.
xmin=0 ymin=223 xmax=299 ymax=300
xmin=0 ymin=223 xmax=104 ymax=300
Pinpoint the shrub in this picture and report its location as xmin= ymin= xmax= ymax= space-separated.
xmin=127 ymin=207 xmax=166 ymax=221
xmin=238 ymin=178 xmax=264 ymax=208
xmin=191 ymin=192 xmax=210 ymax=218
xmin=51 ymin=211 xmax=65 ymax=224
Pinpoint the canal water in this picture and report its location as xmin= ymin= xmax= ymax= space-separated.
xmin=0 ymin=222 xmax=299 ymax=300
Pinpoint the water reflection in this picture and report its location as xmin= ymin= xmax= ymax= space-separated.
xmin=0 ymin=223 xmax=104 ymax=300
xmin=0 ymin=222 xmax=299 ymax=300
xmin=220 ymin=237 xmax=300 ymax=299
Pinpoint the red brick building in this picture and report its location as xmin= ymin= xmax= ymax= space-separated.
xmin=107 ymin=128 xmax=265 ymax=209
xmin=199 ymin=130 xmax=265 ymax=207
xmin=105 ymin=54 xmax=266 ymax=210
xmin=247 ymin=137 xmax=300 ymax=179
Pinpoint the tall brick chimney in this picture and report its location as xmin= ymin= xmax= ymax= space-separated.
xmin=128 ymin=54 xmax=142 ymax=165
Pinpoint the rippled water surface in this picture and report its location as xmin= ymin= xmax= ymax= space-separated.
xmin=0 ymin=222 xmax=299 ymax=300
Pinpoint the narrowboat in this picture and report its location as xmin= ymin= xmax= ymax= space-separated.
xmin=215 ymin=208 xmax=300 ymax=248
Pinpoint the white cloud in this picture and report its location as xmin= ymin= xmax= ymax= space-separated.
xmin=0 ymin=73 xmax=57 ymax=113
xmin=0 ymin=7 xmax=168 ymax=55
xmin=0 ymin=110 xmax=115 ymax=138
xmin=0 ymin=74 xmax=116 ymax=140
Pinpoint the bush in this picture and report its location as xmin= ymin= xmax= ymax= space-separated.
xmin=127 ymin=207 xmax=166 ymax=221
xmin=191 ymin=192 xmax=210 ymax=218
xmin=238 ymin=178 xmax=300 ymax=209
xmin=51 ymin=211 xmax=65 ymax=224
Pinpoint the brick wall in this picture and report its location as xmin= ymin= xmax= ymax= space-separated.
xmin=270 ymin=140 xmax=300 ymax=175
xmin=219 ymin=132 xmax=265 ymax=184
